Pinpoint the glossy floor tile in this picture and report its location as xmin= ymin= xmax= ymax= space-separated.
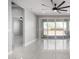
xmin=12 ymin=35 xmax=23 ymax=49
xmin=9 ymin=40 xmax=70 ymax=59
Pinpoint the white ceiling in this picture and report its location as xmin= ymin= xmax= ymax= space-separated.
xmin=13 ymin=0 xmax=70 ymax=16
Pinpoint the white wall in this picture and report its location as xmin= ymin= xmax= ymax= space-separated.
xmin=24 ymin=9 xmax=36 ymax=46
xmin=8 ymin=0 xmax=12 ymax=52
xmin=12 ymin=7 xmax=24 ymax=35
xmin=12 ymin=7 xmax=24 ymax=18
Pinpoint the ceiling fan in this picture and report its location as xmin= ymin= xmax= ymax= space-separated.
xmin=41 ymin=0 xmax=70 ymax=13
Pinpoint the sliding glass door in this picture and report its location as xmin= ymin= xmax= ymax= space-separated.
xmin=39 ymin=18 xmax=70 ymax=59
xmin=42 ymin=19 xmax=69 ymax=39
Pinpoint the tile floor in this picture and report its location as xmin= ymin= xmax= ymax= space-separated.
xmin=9 ymin=40 xmax=70 ymax=59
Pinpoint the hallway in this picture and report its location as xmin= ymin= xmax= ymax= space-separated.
xmin=9 ymin=40 xmax=70 ymax=59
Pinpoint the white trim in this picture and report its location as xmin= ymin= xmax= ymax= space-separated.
xmin=24 ymin=39 xmax=36 ymax=47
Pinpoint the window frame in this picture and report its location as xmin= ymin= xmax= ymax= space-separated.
xmin=41 ymin=19 xmax=70 ymax=39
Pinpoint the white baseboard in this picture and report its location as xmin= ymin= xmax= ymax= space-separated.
xmin=8 ymin=39 xmax=36 ymax=55
xmin=24 ymin=39 xmax=36 ymax=47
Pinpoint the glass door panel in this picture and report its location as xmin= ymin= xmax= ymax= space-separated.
xmin=42 ymin=19 xmax=69 ymax=39
xmin=43 ymin=22 xmax=48 ymax=35
xmin=56 ymin=22 xmax=65 ymax=36
xmin=48 ymin=22 xmax=55 ymax=36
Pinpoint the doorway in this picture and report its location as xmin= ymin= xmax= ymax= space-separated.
xmin=12 ymin=2 xmax=24 ymax=49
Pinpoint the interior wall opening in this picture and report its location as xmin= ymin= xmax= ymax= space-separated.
xmin=11 ymin=2 xmax=24 ymax=50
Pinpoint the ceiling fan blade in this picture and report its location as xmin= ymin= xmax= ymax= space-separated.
xmin=57 ymin=1 xmax=65 ymax=8
xmin=57 ymin=10 xmax=61 ymax=14
xmin=41 ymin=4 xmax=50 ymax=8
xmin=58 ymin=6 xmax=70 ymax=9
xmin=59 ymin=9 xmax=67 ymax=11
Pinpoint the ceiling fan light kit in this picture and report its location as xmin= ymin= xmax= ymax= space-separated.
xmin=41 ymin=0 xmax=70 ymax=13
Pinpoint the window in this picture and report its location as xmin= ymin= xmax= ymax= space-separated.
xmin=56 ymin=22 xmax=66 ymax=36
xmin=43 ymin=22 xmax=55 ymax=36
xmin=42 ymin=19 xmax=69 ymax=39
